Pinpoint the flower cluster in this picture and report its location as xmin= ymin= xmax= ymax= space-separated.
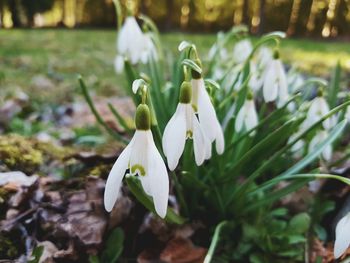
xmin=82 ymin=12 xmax=350 ymax=261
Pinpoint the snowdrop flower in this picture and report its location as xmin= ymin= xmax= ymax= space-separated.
xmin=162 ymin=82 xmax=207 ymax=170
xmin=233 ymin=39 xmax=253 ymax=64
xmin=334 ymin=212 xmax=350 ymax=259
xmin=288 ymin=131 xmax=305 ymax=158
xmin=249 ymin=61 xmax=264 ymax=92
xmin=257 ymin=47 xmax=273 ymax=69
xmin=309 ymin=130 xmax=332 ymax=161
xmin=114 ymin=16 xmax=156 ymax=73
xmin=235 ymin=93 xmax=258 ymax=135
xmin=104 ymin=103 xmax=169 ymax=218
xmin=263 ymin=51 xmax=288 ymax=106
xmin=304 ymin=91 xmax=330 ymax=130
xmin=191 ymin=62 xmax=225 ymax=155
xmin=346 ymin=106 xmax=350 ymax=122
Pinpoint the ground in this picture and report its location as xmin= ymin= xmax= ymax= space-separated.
xmin=1 ymin=29 xmax=350 ymax=105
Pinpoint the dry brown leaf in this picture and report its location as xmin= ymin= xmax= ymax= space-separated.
xmin=159 ymin=237 xmax=207 ymax=263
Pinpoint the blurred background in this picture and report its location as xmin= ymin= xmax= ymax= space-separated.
xmin=1 ymin=0 xmax=350 ymax=38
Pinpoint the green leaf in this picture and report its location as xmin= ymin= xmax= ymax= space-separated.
xmin=101 ymin=228 xmax=124 ymax=263
xmin=89 ymin=255 xmax=100 ymax=263
xmin=28 ymin=246 xmax=44 ymax=263
xmin=328 ymin=61 xmax=341 ymax=108
xmin=222 ymin=118 xmax=298 ymax=182
xmin=287 ymin=235 xmax=306 ymax=244
xmin=204 ymin=221 xmax=228 ymax=263
xmin=204 ymin=79 xmax=220 ymax=90
xmin=125 ymin=176 xmax=186 ymax=225
xmin=108 ymin=103 xmax=133 ymax=133
xmin=281 ymin=119 xmax=347 ymax=177
xmin=78 ymin=76 xmax=129 ymax=144
xmin=288 ymin=213 xmax=311 ymax=234
xmin=182 ymin=59 xmax=202 ymax=74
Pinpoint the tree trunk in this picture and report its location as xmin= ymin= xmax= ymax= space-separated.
xmin=257 ymin=0 xmax=265 ymax=34
xmin=9 ymin=0 xmax=21 ymax=27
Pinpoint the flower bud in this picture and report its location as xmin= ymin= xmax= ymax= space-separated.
xmin=273 ymin=49 xmax=280 ymax=60
xmin=179 ymin=81 xmax=192 ymax=103
xmin=317 ymin=88 xmax=324 ymax=97
xmin=135 ymin=104 xmax=151 ymax=130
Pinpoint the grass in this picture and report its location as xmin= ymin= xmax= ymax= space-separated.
xmin=0 ymin=29 xmax=349 ymax=104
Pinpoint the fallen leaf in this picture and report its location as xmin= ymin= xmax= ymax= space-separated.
xmin=160 ymin=237 xmax=207 ymax=263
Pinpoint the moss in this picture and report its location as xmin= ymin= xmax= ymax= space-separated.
xmin=34 ymin=141 xmax=75 ymax=162
xmin=0 ymin=233 xmax=18 ymax=259
xmin=0 ymin=134 xmax=43 ymax=174
xmin=89 ymin=164 xmax=111 ymax=178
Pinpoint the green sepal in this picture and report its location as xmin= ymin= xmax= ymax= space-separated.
xmin=135 ymin=104 xmax=151 ymax=130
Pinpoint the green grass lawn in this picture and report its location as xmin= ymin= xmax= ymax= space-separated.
xmin=0 ymin=29 xmax=349 ymax=104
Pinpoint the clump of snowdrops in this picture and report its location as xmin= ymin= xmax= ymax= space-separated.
xmin=79 ymin=2 xmax=350 ymax=262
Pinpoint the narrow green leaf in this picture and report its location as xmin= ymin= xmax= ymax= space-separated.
xmin=28 ymin=246 xmax=44 ymax=263
xmin=101 ymin=228 xmax=124 ymax=263
xmin=125 ymin=176 xmax=186 ymax=225
xmin=328 ymin=61 xmax=341 ymax=108
xmin=78 ymin=76 xmax=128 ymax=144
xmin=89 ymin=255 xmax=100 ymax=263
xmin=204 ymin=221 xmax=228 ymax=263
xmin=281 ymin=119 xmax=347 ymax=177
xmin=222 ymin=118 xmax=298 ymax=182
xmin=108 ymin=103 xmax=133 ymax=133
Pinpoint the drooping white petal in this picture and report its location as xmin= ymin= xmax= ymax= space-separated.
xmin=235 ymin=103 xmax=246 ymax=132
xmin=245 ymin=100 xmax=258 ymax=132
xmin=192 ymin=110 xmax=206 ymax=166
xmin=147 ymin=132 xmax=169 ymax=218
xmin=276 ymin=60 xmax=288 ymax=107
xmin=129 ymin=131 xmax=152 ymax=194
xmin=192 ymin=78 xmax=225 ymax=154
xmin=309 ymin=130 xmax=332 ymax=161
xmin=114 ymin=55 xmax=125 ymax=73
xmin=193 ymin=79 xmax=218 ymax=141
xmin=334 ymin=213 xmax=350 ymax=258
xmin=263 ymin=61 xmax=278 ymax=102
xmin=204 ymin=135 xmax=212 ymax=160
xmin=306 ymin=97 xmax=330 ymax=129
xmin=162 ymin=104 xmax=187 ymax=171
xmin=215 ymin=126 xmax=225 ymax=154
xmin=104 ymin=138 xmax=133 ymax=212
xmin=233 ymin=39 xmax=253 ymax=64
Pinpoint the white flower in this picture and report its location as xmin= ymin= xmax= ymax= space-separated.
xmin=191 ymin=78 xmax=225 ymax=154
xmin=309 ymin=130 xmax=332 ymax=161
xmin=263 ymin=57 xmax=288 ymax=106
xmin=235 ymin=98 xmax=258 ymax=135
xmin=104 ymin=104 xmax=169 ymax=218
xmin=304 ymin=95 xmax=330 ymax=130
xmin=288 ymin=132 xmax=305 ymax=158
xmin=334 ymin=212 xmax=350 ymax=258
xmin=249 ymin=61 xmax=264 ymax=92
xmin=346 ymin=106 xmax=350 ymax=122
xmin=233 ymin=39 xmax=253 ymax=64
xmin=115 ymin=16 xmax=156 ymax=72
xmin=257 ymin=47 xmax=273 ymax=69
xmin=162 ymin=103 xmax=207 ymax=171
xmin=287 ymin=71 xmax=304 ymax=93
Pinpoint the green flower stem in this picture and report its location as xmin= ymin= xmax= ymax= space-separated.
xmin=170 ymin=171 xmax=189 ymax=217
xmin=204 ymin=221 xmax=228 ymax=263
